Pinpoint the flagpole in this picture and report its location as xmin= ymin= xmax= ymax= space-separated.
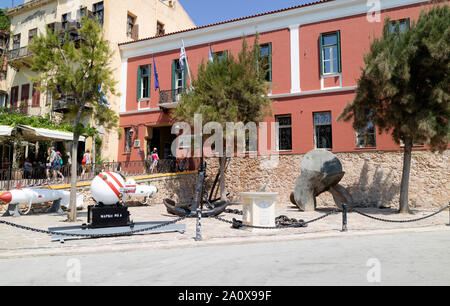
xmin=181 ymin=39 xmax=193 ymax=89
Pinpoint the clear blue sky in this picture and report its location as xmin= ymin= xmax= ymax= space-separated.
xmin=178 ymin=0 xmax=313 ymax=27
xmin=1 ymin=0 xmax=314 ymax=26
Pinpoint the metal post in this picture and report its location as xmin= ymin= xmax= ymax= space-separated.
xmin=195 ymin=207 xmax=202 ymax=241
xmin=342 ymin=204 xmax=348 ymax=232
xmin=447 ymin=205 xmax=450 ymax=227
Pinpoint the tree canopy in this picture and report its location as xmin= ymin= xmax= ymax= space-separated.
xmin=29 ymin=17 xmax=119 ymax=221
xmin=339 ymin=4 xmax=449 ymax=212
xmin=339 ymin=5 xmax=449 ymax=150
xmin=174 ymin=36 xmax=272 ymax=128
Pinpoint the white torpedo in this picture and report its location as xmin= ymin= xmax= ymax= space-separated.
xmin=90 ymin=172 xmax=158 ymax=206
xmin=124 ymin=178 xmax=158 ymax=205
xmin=0 ymin=186 xmax=83 ymax=215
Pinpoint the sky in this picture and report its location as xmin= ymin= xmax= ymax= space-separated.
xmin=1 ymin=0 xmax=314 ymax=26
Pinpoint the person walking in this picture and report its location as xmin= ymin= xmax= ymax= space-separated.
xmin=48 ymin=147 xmax=60 ymax=183
xmin=81 ymin=149 xmax=91 ymax=179
xmin=150 ymin=148 xmax=159 ymax=174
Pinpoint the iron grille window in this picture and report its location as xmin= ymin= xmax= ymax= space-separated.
xmin=276 ymin=115 xmax=292 ymax=151
xmin=314 ymin=112 xmax=333 ymax=149
xmin=356 ymin=122 xmax=376 ymax=148
xmin=389 ymin=18 xmax=410 ymax=34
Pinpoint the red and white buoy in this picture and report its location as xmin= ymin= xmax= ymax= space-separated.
xmin=90 ymin=172 xmax=127 ymax=205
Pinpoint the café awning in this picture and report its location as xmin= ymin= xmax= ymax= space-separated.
xmin=0 ymin=125 xmax=85 ymax=142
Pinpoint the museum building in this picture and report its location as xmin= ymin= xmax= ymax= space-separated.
xmin=117 ymin=0 xmax=439 ymax=162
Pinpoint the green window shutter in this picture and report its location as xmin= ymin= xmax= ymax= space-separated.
xmin=268 ymin=42 xmax=272 ymax=82
xmin=148 ymin=64 xmax=151 ymax=97
xmin=319 ymin=33 xmax=324 ymax=75
xmin=405 ymin=18 xmax=411 ymax=30
xmin=137 ymin=66 xmax=142 ymax=100
xmin=183 ymin=60 xmax=187 ymax=89
xmin=337 ymin=30 xmax=342 ymax=73
xmin=171 ymin=60 xmax=176 ymax=91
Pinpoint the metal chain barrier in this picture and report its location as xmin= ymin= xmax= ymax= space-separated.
xmin=353 ymin=204 xmax=450 ymax=224
xmin=0 ymin=215 xmax=187 ymax=238
xmin=213 ymin=208 xmax=340 ymax=229
xmin=1 ymin=203 xmax=448 ymax=239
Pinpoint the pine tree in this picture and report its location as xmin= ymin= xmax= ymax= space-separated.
xmin=339 ymin=5 xmax=450 ymax=213
xmin=29 ymin=17 xmax=119 ymax=222
xmin=174 ymin=36 xmax=272 ymax=200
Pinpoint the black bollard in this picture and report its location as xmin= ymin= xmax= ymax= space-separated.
xmin=195 ymin=208 xmax=202 ymax=241
xmin=342 ymin=204 xmax=348 ymax=232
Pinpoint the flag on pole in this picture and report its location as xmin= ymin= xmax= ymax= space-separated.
xmin=208 ymin=45 xmax=214 ymax=63
xmin=153 ymin=56 xmax=159 ymax=91
xmin=180 ymin=44 xmax=186 ymax=71
xmin=181 ymin=40 xmax=193 ymax=88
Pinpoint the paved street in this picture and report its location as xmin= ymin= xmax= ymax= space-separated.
xmin=1 ymin=230 xmax=449 ymax=286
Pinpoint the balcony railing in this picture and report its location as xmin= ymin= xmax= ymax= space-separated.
xmin=159 ymin=88 xmax=186 ymax=108
xmin=0 ymin=158 xmax=200 ymax=190
xmin=7 ymin=47 xmax=33 ymax=61
xmin=52 ymin=95 xmax=75 ymax=113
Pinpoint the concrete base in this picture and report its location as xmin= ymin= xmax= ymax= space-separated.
xmin=241 ymin=192 xmax=278 ymax=228
xmin=48 ymin=221 xmax=186 ymax=243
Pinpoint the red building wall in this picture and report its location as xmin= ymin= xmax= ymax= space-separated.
xmin=119 ymin=1 xmax=441 ymax=162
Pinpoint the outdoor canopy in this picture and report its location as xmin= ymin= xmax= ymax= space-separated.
xmin=0 ymin=125 xmax=86 ymax=142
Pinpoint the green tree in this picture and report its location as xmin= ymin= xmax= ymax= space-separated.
xmin=29 ymin=18 xmax=119 ymax=222
xmin=339 ymin=5 xmax=450 ymax=213
xmin=0 ymin=9 xmax=10 ymax=32
xmin=174 ymin=36 xmax=272 ymax=200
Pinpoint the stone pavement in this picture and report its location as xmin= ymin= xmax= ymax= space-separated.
xmin=0 ymin=202 xmax=449 ymax=259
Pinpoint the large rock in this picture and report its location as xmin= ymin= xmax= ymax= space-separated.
xmin=291 ymin=150 xmax=346 ymax=211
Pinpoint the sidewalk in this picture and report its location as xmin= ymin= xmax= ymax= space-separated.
xmin=0 ymin=203 xmax=449 ymax=259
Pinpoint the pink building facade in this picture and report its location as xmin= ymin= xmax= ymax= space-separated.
xmin=117 ymin=0 xmax=439 ymax=163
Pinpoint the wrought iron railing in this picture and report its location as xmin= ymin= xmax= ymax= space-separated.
xmin=7 ymin=47 xmax=33 ymax=61
xmin=0 ymin=158 xmax=200 ymax=190
xmin=159 ymin=88 xmax=186 ymax=105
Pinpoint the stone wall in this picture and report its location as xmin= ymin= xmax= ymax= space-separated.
xmin=1 ymin=150 xmax=448 ymax=215
xmin=204 ymin=150 xmax=450 ymax=210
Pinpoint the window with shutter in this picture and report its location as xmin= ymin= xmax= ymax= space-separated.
xmin=319 ymin=31 xmax=341 ymax=75
xmin=32 ymin=83 xmax=40 ymax=107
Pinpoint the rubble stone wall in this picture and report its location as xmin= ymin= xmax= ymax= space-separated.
xmin=205 ymin=150 xmax=450 ymax=210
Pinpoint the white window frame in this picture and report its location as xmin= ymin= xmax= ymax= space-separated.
xmin=313 ymin=112 xmax=332 ymax=150
xmin=275 ymin=115 xmax=292 ymax=152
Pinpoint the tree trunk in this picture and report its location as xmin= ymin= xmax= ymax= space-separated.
xmin=67 ymin=133 xmax=80 ymax=222
xmin=219 ymin=156 xmax=227 ymax=201
xmin=399 ymin=138 xmax=413 ymax=214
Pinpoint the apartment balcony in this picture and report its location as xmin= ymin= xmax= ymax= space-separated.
xmin=7 ymin=47 xmax=33 ymax=70
xmin=159 ymin=88 xmax=186 ymax=109
xmin=52 ymin=95 xmax=75 ymax=113
xmin=52 ymin=95 xmax=92 ymax=113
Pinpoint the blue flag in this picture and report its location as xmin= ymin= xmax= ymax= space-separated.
xmin=153 ymin=57 xmax=159 ymax=91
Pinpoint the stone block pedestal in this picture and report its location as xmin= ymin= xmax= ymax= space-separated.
xmin=240 ymin=192 xmax=278 ymax=228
